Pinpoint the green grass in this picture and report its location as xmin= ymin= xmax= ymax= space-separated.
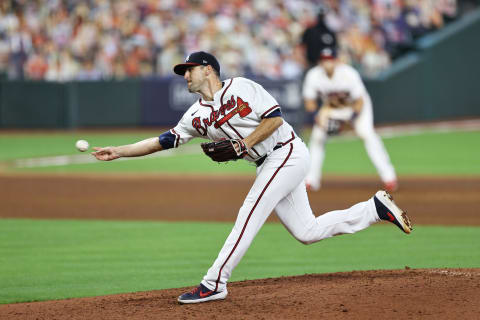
xmin=15 ymin=153 xmax=256 ymax=174
xmin=322 ymin=130 xmax=480 ymax=175
xmin=1 ymin=129 xmax=479 ymax=175
xmin=0 ymin=131 xmax=256 ymax=174
xmin=1 ymin=218 xmax=479 ymax=304
xmin=0 ymin=132 xmax=161 ymax=161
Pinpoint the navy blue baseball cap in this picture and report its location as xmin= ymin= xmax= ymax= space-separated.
xmin=319 ymin=47 xmax=338 ymax=60
xmin=173 ymin=51 xmax=221 ymax=76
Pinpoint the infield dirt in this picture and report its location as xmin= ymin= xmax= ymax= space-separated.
xmin=1 ymin=174 xmax=479 ymax=319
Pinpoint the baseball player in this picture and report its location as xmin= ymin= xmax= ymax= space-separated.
xmin=92 ymin=51 xmax=412 ymax=304
xmin=303 ymin=47 xmax=398 ymax=192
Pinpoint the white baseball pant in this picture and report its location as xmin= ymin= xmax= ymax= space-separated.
xmin=201 ymin=138 xmax=380 ymax=292
xmin=306 ymin=102 xmax=396 ymax=190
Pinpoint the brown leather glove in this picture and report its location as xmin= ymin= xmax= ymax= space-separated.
xmin=201 ymin=139 xmax=248 ymax=162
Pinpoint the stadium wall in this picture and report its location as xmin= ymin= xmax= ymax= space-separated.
xmin=365 ymin=8 xmax=480 ymax=123
xmin=0 ymin=8 xmax=479 ymax=129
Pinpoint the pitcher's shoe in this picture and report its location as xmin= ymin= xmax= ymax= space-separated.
xmin=305 ymin=181 xmax=320 ymax=192
xmin=384 ymin=180 xmax=398 ymax=193
xmin=374 ymin=190 xmax=413 ymax=234
xmin=178 ymin=283 xmax=227 ymax=304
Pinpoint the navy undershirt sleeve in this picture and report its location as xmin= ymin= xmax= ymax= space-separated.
xmin=158 ymin=131 xmax=176 ymax=149
xmin=263 ymin=109 xmax=282 ymax=118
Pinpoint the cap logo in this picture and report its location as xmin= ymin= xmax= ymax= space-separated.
xmin=322 ymin=48 xmax=332 ymax=55
xmin=202 ymin=60 xmax=207 ymax=63
xmin=322 ymin=34 xmax=333 ymax=44
xmin=185 ymin=54 xmax=191 ymax=62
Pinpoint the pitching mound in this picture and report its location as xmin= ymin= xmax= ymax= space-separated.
xmin=1 ymin=268 xmax=479 ymax=319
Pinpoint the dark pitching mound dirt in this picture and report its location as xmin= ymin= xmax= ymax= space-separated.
xmin=1 ymin=174 xmax=479 ymax=319
xmin=1 ymin=269 xmax=480 ymax=320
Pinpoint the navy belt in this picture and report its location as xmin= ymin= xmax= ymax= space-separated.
xmin=255 ymin=144 xmax=283 ymax=167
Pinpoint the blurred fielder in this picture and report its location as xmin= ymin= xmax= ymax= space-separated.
xmin=303 ymin=47 xmax=398 ymax=192
xmin=92 ymin=51 xmax=411 ymax=304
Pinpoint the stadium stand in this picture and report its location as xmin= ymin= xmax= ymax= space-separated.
xmin=0 ymin=0 xmax=477 ymax=81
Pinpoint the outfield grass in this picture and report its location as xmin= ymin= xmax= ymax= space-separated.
xmin=0 ymin=132 xmax=160 ymax=161
xmin=1 ymin=219 xmax=479 ymax=304
xmin=324 ymin=130 xmax=480 ymax=175
xmin=1 ymin=130 xmax=479 ymax=175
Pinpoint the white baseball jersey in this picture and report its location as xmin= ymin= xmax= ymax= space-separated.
xmin=303 ymin=63 xmax=372 ymax=113
xmin=169 ymin=77 xmax=296 ymax=162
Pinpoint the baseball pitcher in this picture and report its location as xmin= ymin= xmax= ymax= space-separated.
xmin=303 ymin=47 xmax=398 ymax=192
xmin=92 ymin=51 xmax=412 ymax=304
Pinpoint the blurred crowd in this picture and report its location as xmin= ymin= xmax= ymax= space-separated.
xmin=0 ymin=0 xmax=478 ymax=81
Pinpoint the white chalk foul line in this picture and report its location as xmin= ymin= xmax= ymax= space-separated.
xmin=14 ymin=144 xmax=201 ymax=168
xmin=428 ymin=269 xmax=479 ymax=277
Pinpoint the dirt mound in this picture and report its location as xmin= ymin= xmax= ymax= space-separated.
xmin=1 ymin=268 xmax=479 ymax=319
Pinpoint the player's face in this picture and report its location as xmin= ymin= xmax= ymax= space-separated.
xmin=184 ymin=65 xmax=207 ymax=93
xmin=320 ymin=59 xmax=336 ymax=75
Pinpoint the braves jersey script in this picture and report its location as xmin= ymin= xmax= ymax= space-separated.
xmin=303 ymin=63 xmax=372 ymax=109
xmin=163 ymin=77 xmax=295 ymax=162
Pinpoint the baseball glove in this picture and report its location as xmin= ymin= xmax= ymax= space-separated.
xmin=201 ymin=139 xmax=248 ymax=162
xmin=326 ymin=118 xmax=344 ymax=135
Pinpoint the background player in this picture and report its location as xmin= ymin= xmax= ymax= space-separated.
xmin=303 ymin=47 xmax=398 ymax=192
xmin=92 ymin=51 xmax=412 ymax=304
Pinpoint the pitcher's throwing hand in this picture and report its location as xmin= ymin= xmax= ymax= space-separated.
xmin=91 ymin=147 xmax=120 ymax=161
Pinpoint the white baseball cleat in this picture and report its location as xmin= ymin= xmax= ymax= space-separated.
xmin=305 ymin=181 xmax=320 ymax=192
xmin=373 ymin=190 xmax=412 ymax=234
xmin=383 ymin=180 xmax=398 ymax=193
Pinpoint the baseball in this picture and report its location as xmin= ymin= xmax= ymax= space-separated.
xmin=75 ymin=139 xmax=89 ymax=152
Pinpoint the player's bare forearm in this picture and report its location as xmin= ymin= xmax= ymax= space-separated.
xmin=304 ymin=99 xmax=317 ymax=112
xmin=348 ymin=97 xmax=363 ymax=121
xmin=116 ymin=137 xmax=163 ymax=157
xmin=243 ymin=117 xmax=283 ymax=149
xmin=353 ymin=97 xmax=363 ymax=113
xmin=316 ymin=105 xmax=332 ymax=128
xmin=92 ymin=137 xmax=163 ymax=161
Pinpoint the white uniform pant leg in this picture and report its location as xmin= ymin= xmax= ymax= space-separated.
xmin=202 ymin=140 xmax=307 ymax=292
xmin=275 ymin=183 xmax=380 ymax=244
xmin=305 ymin=124 xmax=327 ymax=190
xmin=354 ymin=104 xmax=397 ymax=183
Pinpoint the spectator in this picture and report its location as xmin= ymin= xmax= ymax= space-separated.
xmin=0 ymin=0 xmax=475 ymax=80
xmin=301 ymin=8 xmax=338 ymax=69
xmin=45 ymin=50 xmax=79 ymax=82
xmin=76 ymin=57 xmax=103 ymax=81
xmin=7 ymin=20 xmax=32 ymax=80
xmin=24 ymin=50 xmax=48 ymax=80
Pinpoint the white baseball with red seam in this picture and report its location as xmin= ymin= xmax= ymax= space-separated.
xmin=75 ymin=139 xmax=89 ymax=152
